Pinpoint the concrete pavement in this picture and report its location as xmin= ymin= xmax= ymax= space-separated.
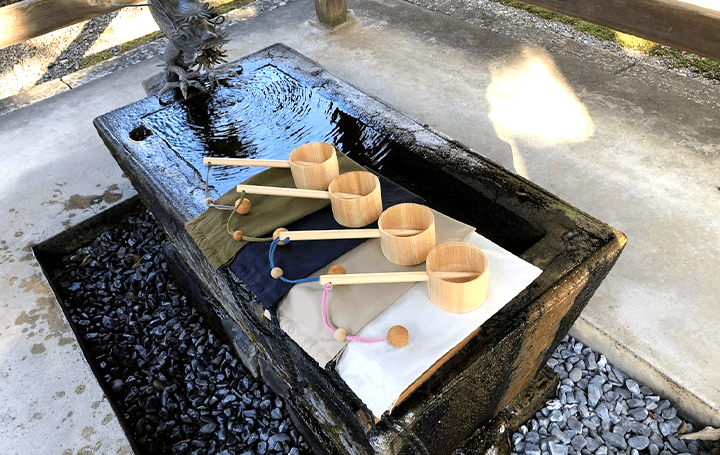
xmin=1 ymin=0 xmax=718 ymax=452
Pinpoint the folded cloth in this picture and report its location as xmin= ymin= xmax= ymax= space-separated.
xmin=185 ymin=152 xmax=366 ymax=269
xmin=229 ymin=172 xmax=424 ymax=309
xmin=336 ymin=230 xmax=543 ymax=418
xmin=276 ymin=209 xmax=476 ymax=367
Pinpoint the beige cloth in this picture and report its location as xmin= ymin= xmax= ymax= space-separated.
xmin=276 ymin=209 xmax=475 ymax=366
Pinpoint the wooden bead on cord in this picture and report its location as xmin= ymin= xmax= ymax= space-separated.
xmin=270 ymin=267 xmax=284 ymax=279
xmin=205 ymin=198 xmax=214 ymax=206
xmin=273 ymin=228 xmax=289 ymax=246
xmin=387 ymin=325 xmax=409 ymax=347
xmin=235 ymin=197 xmax=252 ymax=214
xmin=334 ymin=328 xmax=347 ymax=341
xmin=232 ymin=230 xmax=244 ymax=242
xmin=328 ymin=265 xmax=346 ymax=275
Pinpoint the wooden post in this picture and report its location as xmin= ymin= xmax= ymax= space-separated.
xmin=314 ymin=0 xmax=347 ymax=27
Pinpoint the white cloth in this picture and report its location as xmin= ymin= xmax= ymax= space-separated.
xmin=335 ymin=230 xmax=542 ymax=418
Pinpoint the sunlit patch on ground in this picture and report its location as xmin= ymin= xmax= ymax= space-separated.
xmin=486 ymin=46 xmax=594 ymax=177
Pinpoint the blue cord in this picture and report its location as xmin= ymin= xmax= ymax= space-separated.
xmin=268 ymin=236 xmax=320 ymax=284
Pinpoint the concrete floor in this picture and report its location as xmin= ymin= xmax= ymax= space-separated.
xmin=1 ymin=0 xmax=718 ymax=452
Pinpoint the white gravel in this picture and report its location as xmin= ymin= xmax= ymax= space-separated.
xmin=514 ymin=335 xmax=720 ymax=455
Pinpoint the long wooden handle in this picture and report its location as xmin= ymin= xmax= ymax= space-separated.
xmin=319 ymin=270 xmax=482 ymax=285
xmin=283 ymin=227 xmax=426 ymax=241
xmin=284 ymin=229 xmax=381 ymax=241
xmin=237 ymin=184 xmax=331 ymax=199
xmin=203 ymin=157 xmax=292 ymax=168
xmin=320 ymin=271 xmax=430 ymax=285
xmin=237 ymin=184 xmax=365 ymax=200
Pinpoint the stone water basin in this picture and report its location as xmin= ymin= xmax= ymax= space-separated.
xmin=94 ymin=43 xmax=626 ymax=454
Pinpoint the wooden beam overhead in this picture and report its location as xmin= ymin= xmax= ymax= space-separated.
xmin=1 ymin=0 xmax=719 ymax=62
xmin=519 ymin=0 xmax=720 ymax=61
xmin=0 ymin=0 xmax=145 ymax=50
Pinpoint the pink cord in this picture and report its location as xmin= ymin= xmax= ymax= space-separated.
xmin=321 ymin=282 xmax=387 ymax=343
xmin=346 ymin=334 xmax=388 ymax=343
xmin=321 ymin=283 xmax=335 ymax=332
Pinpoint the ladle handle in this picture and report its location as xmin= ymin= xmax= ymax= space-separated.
xmin=320 ymin=271 xmax=430 ymax=285
xmin=283 ymin=229 xmax=382 ymax=241
xmin=281 ymin=228 xmax=427 ymax=241
xmin=237 ymin=184 xmax=331 ymax=200
xmin=237 ymin=184 xmax=364 ymax=200
xmin=204 ymin=157 xmax=291 ymax=168
xmin=319 ymin=270 xmax=481 ymax=285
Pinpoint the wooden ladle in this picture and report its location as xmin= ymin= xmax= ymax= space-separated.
xmin=238 ymin=170 xmax=383 ymax=228
xmin=204 ymin=142 xmax=339 ymax=190
xmin=274 ymin=203 xmax=435 ymax=266
xmin=319 ymin=242 xmax=489 ymax=313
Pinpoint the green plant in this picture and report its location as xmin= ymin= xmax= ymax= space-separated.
xmin=615 ymin=32 xmax=655 ymax=53
xmin=651 ymin=45 xmax=720 ymax=79
xmin=500 ymin=1 xmax=577 ymax=25
xmin=574 ymin=21 xmax=614 ymax=41
xmin=495 ymin=0 xmax=615 ymax=41
xmin=80 ymin=50 xmax=112 ymax=69
xmin=211 ymin=0 xmax=254 ymax=15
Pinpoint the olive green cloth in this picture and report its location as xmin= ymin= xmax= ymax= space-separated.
xmin=186 ymin=153 xmax=365 ymax=269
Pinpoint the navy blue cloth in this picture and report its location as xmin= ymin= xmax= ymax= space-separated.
xmin=229 ymin=171 xmax=424 ymax=309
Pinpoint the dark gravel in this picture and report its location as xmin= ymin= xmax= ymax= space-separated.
xmin=51 ymin=210 xmax=720 ymax=455
xmin=54 ymin=211 xmax=313 ymax=455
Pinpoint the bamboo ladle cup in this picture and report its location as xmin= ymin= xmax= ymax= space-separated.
xmin=274 ymin=203 xmax=435 ymax=266
xmin=320 ymin=242 xmax=490 ymax=313
xmin=238 ymin=171 xmax=383 ymax=228
xmin=203 ymin=142 xmax=340 ymax=190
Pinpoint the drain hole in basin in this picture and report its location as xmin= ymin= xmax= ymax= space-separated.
xmin=129 ymin=125 xmax=153 ymax=141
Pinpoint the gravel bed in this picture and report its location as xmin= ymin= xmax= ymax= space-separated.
xmin=51 ymin=210 xmax=720 ymax=455
xmin=512 ymin=335 xmax=719 ymax=455
xmin=54 ymin=211 xmax=312 ymax=455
